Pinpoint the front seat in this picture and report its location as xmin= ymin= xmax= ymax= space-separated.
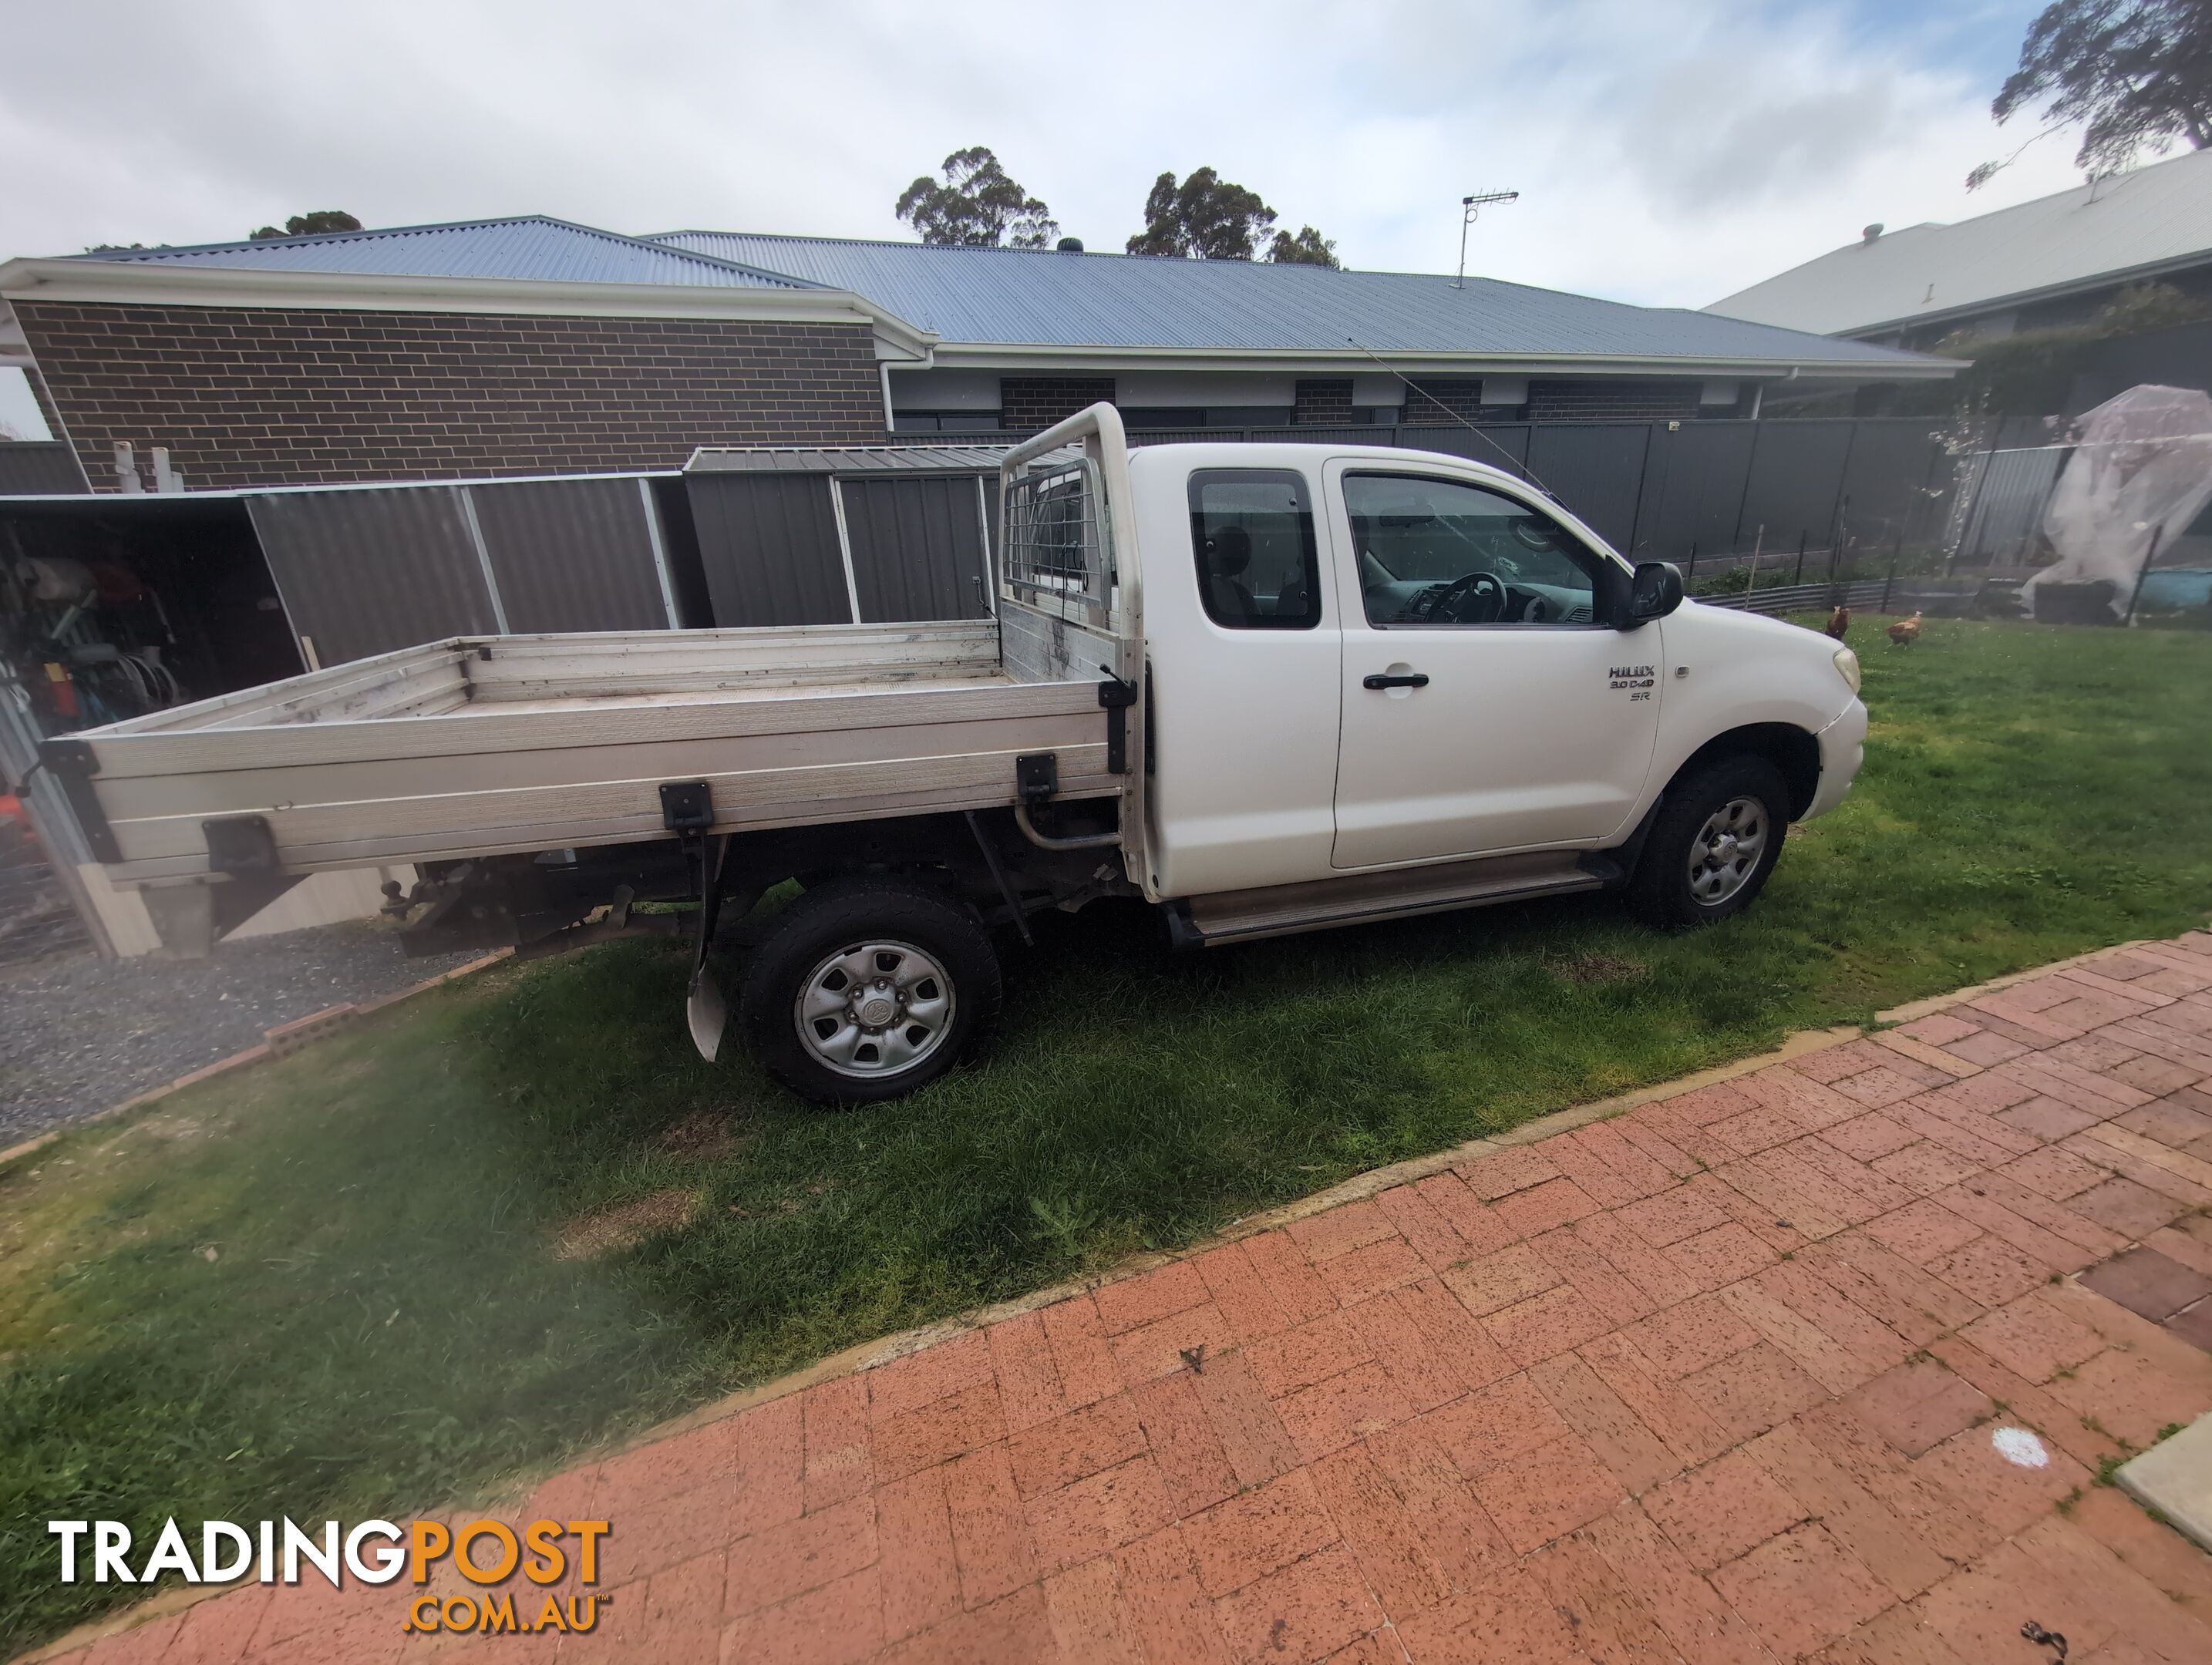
xmin=1203 ymin=526 xmax=1257 ymax=622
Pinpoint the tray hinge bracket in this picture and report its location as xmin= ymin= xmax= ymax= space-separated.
xmin=1097 ymin=675 xmax=1137 ymax=774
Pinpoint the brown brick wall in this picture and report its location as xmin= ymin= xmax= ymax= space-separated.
xmin=13 ymin=301 xmax=887 ymax=489
xmin=1000 ymin=377 xmax=1115 ymax=429
xmin=1291 ymin=378 xmax=1353 ymax=424
xmin=1401 ymin=378 xmax=1485 ymax=421
xmin=1526 ymin=378 xmax=1702 ymax=422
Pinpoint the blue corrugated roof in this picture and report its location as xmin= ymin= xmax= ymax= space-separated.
xmin=651 ymin=230 xmax=1926 ymax=365
xmin=68 ymin=216 xmax=815 ymax=290
xmin=55 ymin=214 xmax=1936 ymax=366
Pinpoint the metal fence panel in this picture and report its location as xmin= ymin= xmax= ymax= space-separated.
xmin=1837 ymin=421 xmax=1944 ymax=545
xmin=1273 ymin=426 xmax=1372 ymax=446
xmin=1639 ymin=422 xmax=1756 ymax=562
xmin=246 ymin=486 xmax=497 ymax=665
xmin=0 ymin=442 xmax=87 ymax=494
xmin=1951 ymin=446 xmax=2069 ymax=564
xmin=1739 ymin=421 xmax=1855 ymax=548
xmin=1399 ymin=424 xmax=1534 ymax=474
xmin=1525 ymin=424 xmax=1650 ymax=550
xmin=840 ymin=476 xmax=992 ymax=622
xmin=683 ymin=473 xmax=853 ymax=628
xmin=467 ymin=476 xmax=672 ymax=633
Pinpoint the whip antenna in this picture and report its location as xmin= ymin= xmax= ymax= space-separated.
xmin=1343 ymin=335 xmax=1560 ymax=501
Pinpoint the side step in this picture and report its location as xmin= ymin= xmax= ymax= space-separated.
xmin=1175 ymin=850 xmax=1617 ymax=947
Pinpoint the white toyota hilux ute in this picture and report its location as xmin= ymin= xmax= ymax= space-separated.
xmin=49 ymin=404 xmax=1867 ymax=1102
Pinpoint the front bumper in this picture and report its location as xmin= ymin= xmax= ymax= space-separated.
xmin=1806 ymin=698 xmax=1868 ymax=820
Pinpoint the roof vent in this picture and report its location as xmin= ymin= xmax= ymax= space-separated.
xmin=1861 ymin=223 xmax=1884 ymax=244
xmin=1056 ymin=237 xmax=1084 ymax=253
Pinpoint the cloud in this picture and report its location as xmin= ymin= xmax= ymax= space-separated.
xmin=0 ymin=0 xmax=2086 ymax=308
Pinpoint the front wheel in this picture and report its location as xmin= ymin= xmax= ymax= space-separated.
xmin=737 ymin=877 xmax=1002 ymax=1104
xmin=1626 ymin=757 xmax=1790 ymax=930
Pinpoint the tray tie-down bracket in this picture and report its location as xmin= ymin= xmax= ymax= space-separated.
xmin=660 ymin=781 xmax=731 ymax=1062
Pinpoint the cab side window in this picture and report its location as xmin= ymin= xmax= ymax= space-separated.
xmin=1345 ymin=473 xmax=1604 ymax=627
xmin=1188 ymin=469 xmax=1323 ymax=630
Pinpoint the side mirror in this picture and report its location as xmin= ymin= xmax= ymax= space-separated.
xmin=1623 ymin=561 xmax=1684 ymax=627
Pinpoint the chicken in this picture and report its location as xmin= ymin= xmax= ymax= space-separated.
xmin=1887 ymin=611 xmax=1923 ymax=648
xmin=1824 ymin=604 xmax=1851 ymax=641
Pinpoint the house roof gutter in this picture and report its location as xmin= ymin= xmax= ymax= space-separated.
xmin=917 ymin=341 xmax=1959 ymax=380
xmin=0 ymin=258 xmax=940 ymax=362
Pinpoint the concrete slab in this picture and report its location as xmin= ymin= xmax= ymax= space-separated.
xmin=2119 ymin=1414 xmax=2212 ymax=1551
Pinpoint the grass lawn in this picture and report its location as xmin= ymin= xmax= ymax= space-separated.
xmin=5 ymin=614 xmax=2211 ymax=1652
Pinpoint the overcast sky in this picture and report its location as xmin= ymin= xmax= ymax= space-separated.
xmin=1 ymin=0 xmax=2110 ymax=310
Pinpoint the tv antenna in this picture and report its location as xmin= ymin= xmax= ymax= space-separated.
xmin=1454 ymin=190 xmax=1520 ymax=288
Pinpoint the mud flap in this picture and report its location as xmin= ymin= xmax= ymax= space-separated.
xmin=685 ymin=834 xmax=730 ymax=1062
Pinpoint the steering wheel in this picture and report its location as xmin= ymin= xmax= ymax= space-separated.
xmin=1419 ymin=570 xmax=1507 ymax=624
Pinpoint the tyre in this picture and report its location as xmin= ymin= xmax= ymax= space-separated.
xmin=1626 ymin=755 xmax=1791 ymax=930
xmin=737 ymin=876 xmax=1002 ymax=1104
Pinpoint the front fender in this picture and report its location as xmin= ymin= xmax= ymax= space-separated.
xmin=1638 ymin=602 xmax=1863 ymax=819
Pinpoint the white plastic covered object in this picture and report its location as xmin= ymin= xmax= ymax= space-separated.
xmin=2029 ymin=385 xmax=2212 ymax=617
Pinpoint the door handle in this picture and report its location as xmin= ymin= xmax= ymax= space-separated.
xmin=1362 ymin=672 xmax=1429 ymax=690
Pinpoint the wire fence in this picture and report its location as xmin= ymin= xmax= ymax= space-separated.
xmin=1702 ymin=576 xmax=1895 ymax=617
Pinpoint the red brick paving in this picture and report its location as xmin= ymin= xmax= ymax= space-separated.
xmin=45 ymin=932 xmax=2212 ymax=1664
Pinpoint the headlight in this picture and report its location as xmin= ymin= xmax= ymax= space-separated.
xmin=1833 ymin=646 xmax=1861 ymax=695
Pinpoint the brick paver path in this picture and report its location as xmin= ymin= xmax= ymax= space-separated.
xmin=49 ymin=932 xmax=2212 ymax=1664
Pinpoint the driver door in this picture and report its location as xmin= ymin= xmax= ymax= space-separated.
xmin=1326 ymin=463 xmax=1662 ymax=869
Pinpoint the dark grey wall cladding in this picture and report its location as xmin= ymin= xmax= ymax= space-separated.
xmin=684 ymin=473 xmax=853 ymax=627
xmin=840 ymin=476 xmax=992 ymax=622
xmin=246 ymin=486 xmax=496 ymax=664
xmin=469 ymin=476 xmax=669 ymax=633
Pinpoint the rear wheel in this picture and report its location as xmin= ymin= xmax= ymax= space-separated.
xmin=1627 ymin=756 xmax=1790 ymax=929
xmin=738 ymin=877 xmax=1002 ymax=1104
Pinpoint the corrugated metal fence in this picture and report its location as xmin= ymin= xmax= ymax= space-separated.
xmin=1106 ymin=415 xmax=1955 ymax=563
xmin=1944 ymin=445 xmax=2069 ymax=565
xmin=244 ymin=475 xmax=680 ymax=664
xmin=6 ymin=419 xmax=1956 ymax=680
xmin=0 ymin=442 xmax=88 ymax=495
